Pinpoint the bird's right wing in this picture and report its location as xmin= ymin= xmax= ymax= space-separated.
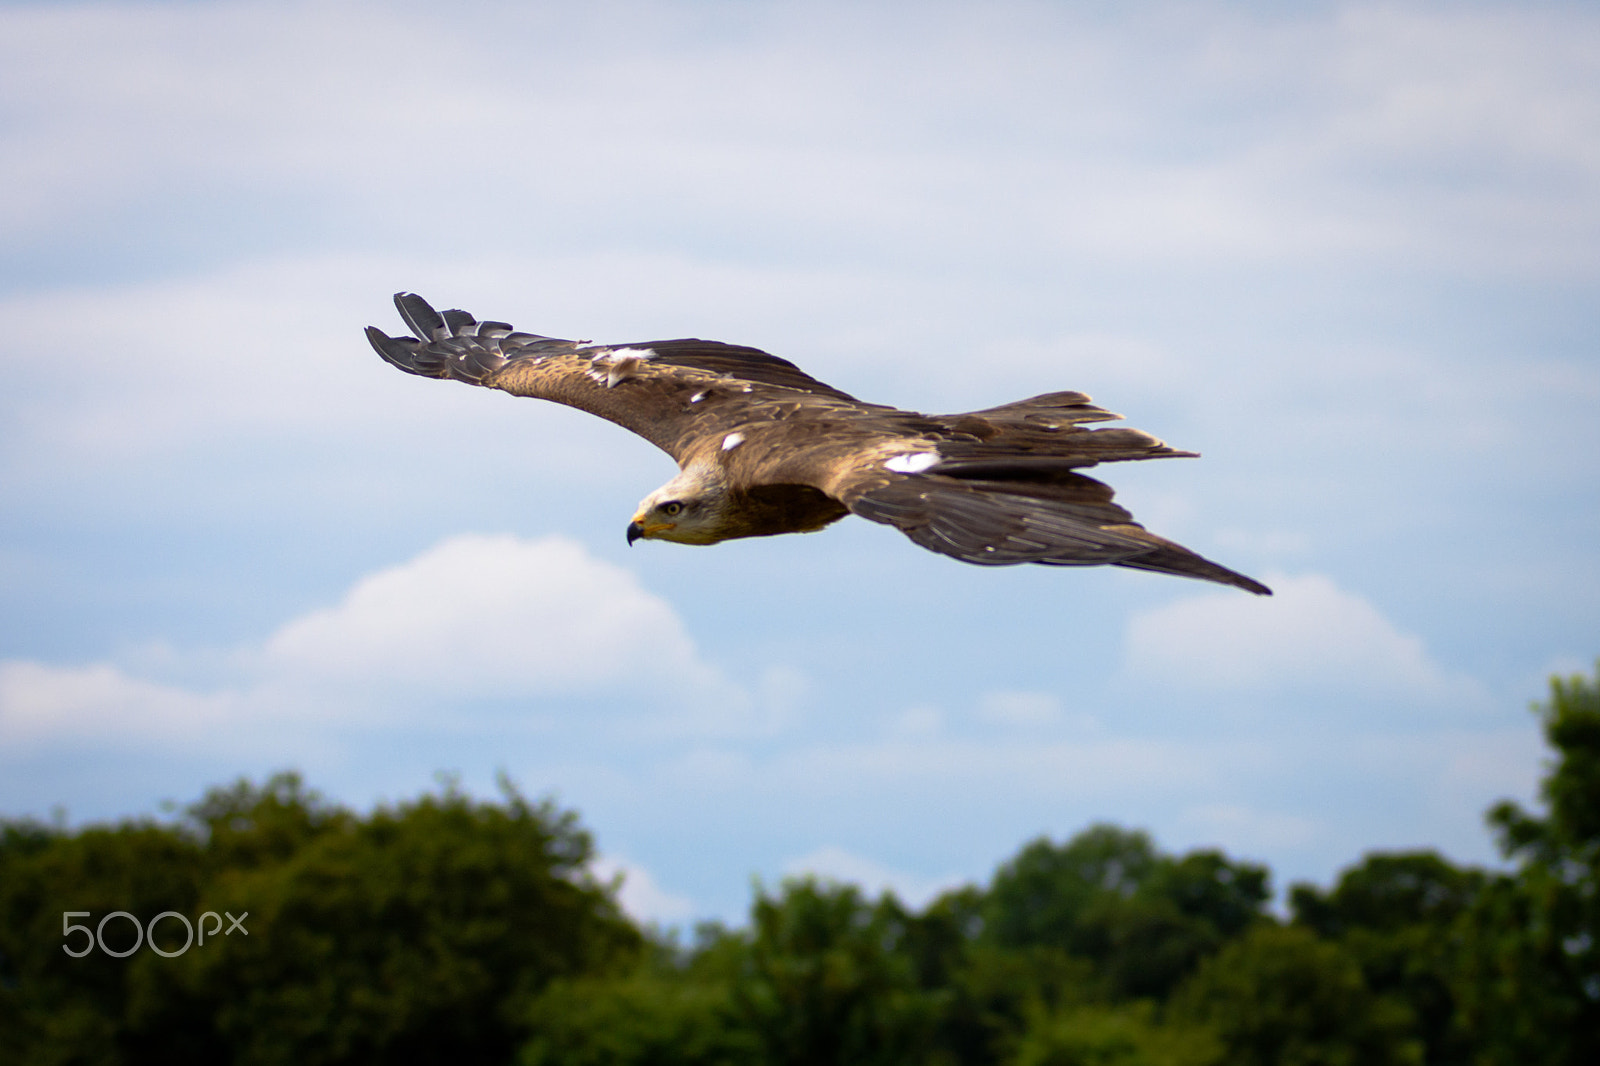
xmin=367 ymin=292 xmax=864 ymax=463
xmin=807 ymin=400 xmax=1272 ymax=594
xmin=845 ymin=468 xmax=1269 ymax=593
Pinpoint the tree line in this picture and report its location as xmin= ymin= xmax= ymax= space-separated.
xmin=2 ymin=662 xmax=1596 ymax=1065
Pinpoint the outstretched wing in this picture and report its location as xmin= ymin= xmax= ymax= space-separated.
xmin=811 ymin=395 xmax=1272 ymax=595
xmin=848 ymin=472 xmax=1270 ymax=593
xmin=367 ymin=292 xmax=866 ymax=462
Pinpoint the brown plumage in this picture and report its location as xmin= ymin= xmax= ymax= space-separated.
xmin=367 ymin=293 xmax=1270 ymax=595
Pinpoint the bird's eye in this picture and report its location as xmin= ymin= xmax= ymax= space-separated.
xmin=660 ymin=501 xmax=684 ymax=517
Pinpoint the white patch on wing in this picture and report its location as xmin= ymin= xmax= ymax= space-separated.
xmin=690 ymin=390 xmax=708 ymax=403
xmin=721 ymin=432 xmax=745 ymax=451
xmin=605 ymin=355 xmax=645 ymax=387
xmin=884 ymin=451 xmax=939 ymax=474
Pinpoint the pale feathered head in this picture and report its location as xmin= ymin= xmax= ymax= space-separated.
xmin=627 ymin=464 xmax=736 ymax=546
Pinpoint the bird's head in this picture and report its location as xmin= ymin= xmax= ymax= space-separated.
xmin=628 ymin=465 xmax=734 ymax=546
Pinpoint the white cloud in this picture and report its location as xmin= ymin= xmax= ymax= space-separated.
xmin=642 ymin=734 xmax=1260 ymax=825
xmin=888 ymin=705 xmax=943 ymax=738
xmin=591 ymin=854 xmax=696 ymax=926
xmin=0 ymin=254 xmax=747 ymax=476
xmin=769 ymin=736 xmax=1247 ymax=801
xmin=750 ymin=665 xmax=811 ymax=734
xmin=263 ymin=534 xmax=718 ymax=699
xmin=0 ymin=259 xmax=429 ymax=465
xmin=0 ymin=534 xmax=736 ymax=749
xmin=0 ymin=660 xmax=233 ymax=746
xmin=1121 ymin=572 xmax=1487 ymax=705
xmin=781 ymin=845 xmax=964 ymax=909
xmin=1342 ymin=728 xmax=1545 ymax=816
xmin=977 ymin=690 xmax=1070 ymax=729
xmin=2 ymin=2 xmax=1596 ymax=276
xmin=1176 ymin=803 xmax=1317 ymax=851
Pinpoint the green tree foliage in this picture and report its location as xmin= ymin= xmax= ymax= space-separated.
xmin=0 ymin=816 xmax=208 ymax=1062
xmin=735 ymin=878 xmax=944 ymax=1066
xmin=518 ymin=880 xmax=952 ymax=1066
xmin=519 ymin=933 xmax=759 ymax=1066
xmin=1169 ymin=924 xmax=1423 ymax=1066
xmin=1008 ymin=1001 xmax=1222 ymax=1066
xmin=907 ymin=887 xmax=1100 ymax=1066
xmin=984 ymin=825 xmax=1271 ymax=999
xmin=1290 ymin=852 xmax=1483 ymax=1063
xmin=0 ymin=772 xmax=639 ymax=1065
xmin=1454 ymin=661 xmax=1600 ymax=1066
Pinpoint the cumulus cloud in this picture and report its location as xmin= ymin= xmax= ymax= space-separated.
xmin=0 ymin=661 xmax=233 ymax=747
xmin=782 ymin=845 xmax=964 ymax=909
xmin=262 ymin=534 xmax=721 ymax=699
xmin=0 ymin=535 xmax=737 ymax=750
xmin=591 ymin=854 xmax=696 ymax=926
xmin=1120 ymin=573 xmax=1486 ymax=706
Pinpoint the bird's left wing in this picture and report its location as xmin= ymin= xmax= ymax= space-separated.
xmin=367 ymin=292 xmax=863 ymax=462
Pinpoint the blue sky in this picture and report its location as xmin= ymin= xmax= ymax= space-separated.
xmin=2 ymin=0 xmax=1596 ymax=924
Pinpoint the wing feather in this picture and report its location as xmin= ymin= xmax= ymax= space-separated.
xmin=368 ymin=293 xmax=864 ymax=461
xmin=846 ymin=473 xmax=1269 ymax=593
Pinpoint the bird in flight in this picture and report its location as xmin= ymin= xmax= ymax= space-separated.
xmin=368 ymin=293 xmax=1269 ymax=595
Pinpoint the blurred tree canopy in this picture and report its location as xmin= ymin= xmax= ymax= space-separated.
xmin=2 ymin=659 xmax=1596 ymax=1065
xmin=1 ymin=773 xmax=639 ymax=1064
xmin=1459 ymin=661 xmax=1600 ymax=1065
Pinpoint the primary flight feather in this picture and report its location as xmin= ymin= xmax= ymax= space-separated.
xmin=367 ymin=293 xmax=1270 ymax=595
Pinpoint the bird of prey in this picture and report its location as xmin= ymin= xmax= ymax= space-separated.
xmin=368 ymin=293 xmax=1270 ymax=595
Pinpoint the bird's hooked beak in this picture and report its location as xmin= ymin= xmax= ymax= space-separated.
xmin=627 ymin=511 xmax=676 ymax=545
